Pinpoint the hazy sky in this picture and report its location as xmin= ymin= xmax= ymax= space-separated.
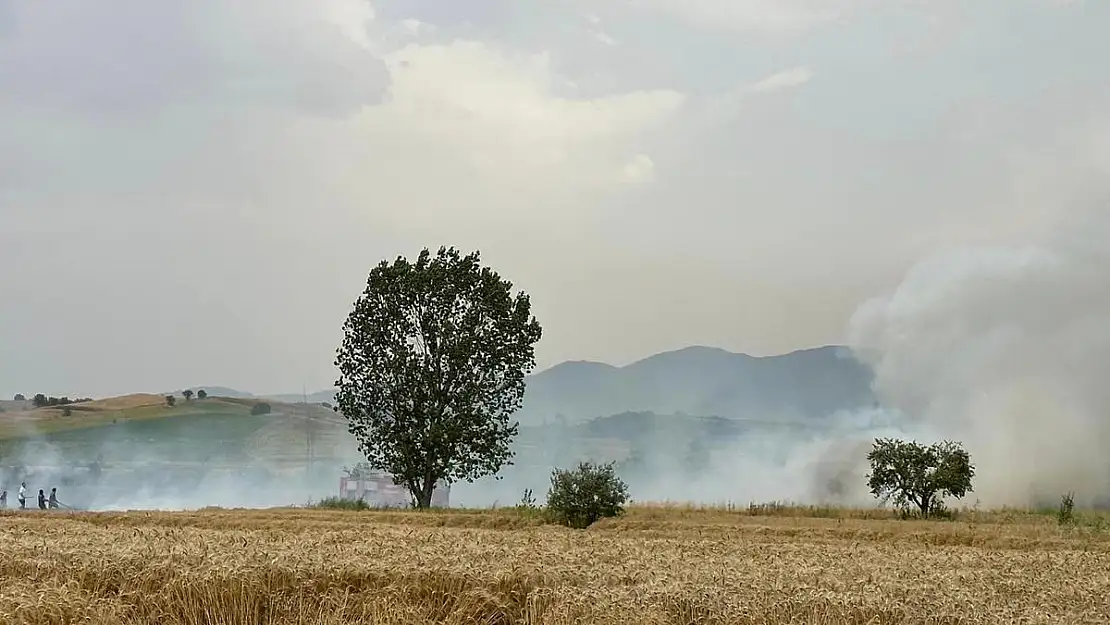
xmin=1 ymin=0 xmax=1107 ymax=398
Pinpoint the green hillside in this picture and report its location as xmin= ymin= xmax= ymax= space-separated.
xmin=0 ymin=395 xmax=355 ymax=469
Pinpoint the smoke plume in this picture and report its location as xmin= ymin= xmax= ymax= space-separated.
xmin=848 ymin=209 xmax=1110 ymax=508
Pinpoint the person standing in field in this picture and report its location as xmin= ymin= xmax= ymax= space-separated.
xmin=37 ymin=489 xmax=46 ymax=510
xmin=0 ymin=489 xmax=6 ymax=509
xmin=18 ymin=482 xmax=26 ymax=509
xmin=48 ymin=488 xmax=59 ymax=509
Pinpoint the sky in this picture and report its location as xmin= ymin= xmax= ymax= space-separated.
xmin=1 ymin=0 xmax=1108 ymax=398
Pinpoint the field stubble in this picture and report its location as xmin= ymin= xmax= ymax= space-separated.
xmin=1 ymin=505 xmax=1109 ymax=624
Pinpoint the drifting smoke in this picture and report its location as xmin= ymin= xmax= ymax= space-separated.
xmin=458 ymin=211 xmax=1110 ymax=511
xmin=6 ymin=213 xmax=1108 ymax=512
xmin=0 ymin=409 xmax=362 ymax=511
xmin=848 ymin=210 xmax=1110 ymax=508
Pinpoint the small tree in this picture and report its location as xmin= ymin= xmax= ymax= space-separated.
xmin=183 ymin=389 xmax=194 ymax=401
xmin=196 ymin=389 xmax=207 ymax=400
xmin=250 ymin=402 xmax=272 ymax=415
xmin=546 ymin=461 xmax=630 ymax=529
xmin=866 ymin=438 xmax=974 ymax=518
xmin=32 ymin=394 xmax=47 ymax=408
xmin=334 ymin=246 xmax=543 ymax=509
xmin=13 ymin=394 xmax=25 ymax=402
xmin=165 ymin=395 xmax=176 ymax=407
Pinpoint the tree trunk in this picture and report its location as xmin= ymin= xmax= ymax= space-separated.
xmin=411 ymin=477 xmax=435 ymax=509
xmin=919 ymin=493 xmax=934 ymax=518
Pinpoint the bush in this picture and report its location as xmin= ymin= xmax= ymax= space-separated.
xmin=197 ymin=389 xmax=207 ymax=400
xmin=1058 ymin=492 xmax=1076 ymax=526
xmin=62 ymin=406 xmax=72 ymax=417
xmin=518 ymin=488 xmax=537 ymax=509
xmin=13 ymin=394 xmax=25 ymax=402
xmin=165 ymin=395 xmax=176 ymax=407
xmin=546 ymin=461 xmax=630 ymax=529
xmin=250 ymin=402 xmax=272 ymax=416
xmin=311 ymin=496 xmax=371 ymax=511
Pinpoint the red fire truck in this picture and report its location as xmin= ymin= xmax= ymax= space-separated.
xmin=338 ymin=471 xmax=450 ymax=508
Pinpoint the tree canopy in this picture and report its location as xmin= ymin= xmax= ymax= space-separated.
xmin=866 ymin=438 xmax=974 ymax=517
xmin=333 ymin=246 xmax=543 ymax=508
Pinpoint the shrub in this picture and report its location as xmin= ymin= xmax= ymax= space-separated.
xmin=311 ymin=496 xmax=371 ymax=511
xmin=32 ymin=394 xmax=47 ymax=407
xmin=182 ymin=389 xmax=194 ymax=401
xmin=13 ymin=394 xmax=25 ymax=402
xmin=1058 ymin=492 xmax=1076 ymax=526
xmin=62 ymin=406 xmax=72 ymax=417
xmin=546 ymin=461 xmax=630 ymax=529
xmin=518 ymin=488 xmax=537 ymax=509
xmin=250 ymin=402 xmax=272 ymax=416
xmin=165 ymin=395 xmax=176 ymax=407
xmin=197 ymin=389 xmax=207 ymax=400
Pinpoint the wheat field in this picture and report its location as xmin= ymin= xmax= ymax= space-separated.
xmin=1 ymin=505 xmax=1108 ymax=624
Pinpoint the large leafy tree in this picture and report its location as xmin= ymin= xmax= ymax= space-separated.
xmin=334 ymin=246 xmax=543 ymax=508
xmin=866 ymin=438 xmax=974 ymax=518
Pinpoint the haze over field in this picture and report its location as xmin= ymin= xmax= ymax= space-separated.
xmin=2 ymin=1 xmax=1109 ymax=510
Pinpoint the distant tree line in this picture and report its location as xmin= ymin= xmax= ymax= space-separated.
xmin=165 ymin=389 xmax=209 ymax=406
xmin=30 ymin=394 xmax=93 ymax=408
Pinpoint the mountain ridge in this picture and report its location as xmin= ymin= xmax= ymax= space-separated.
xmin=167 ymin=344 xmax=875 ymax=425
xmin=516 ymin=344 xmax=874 ymax=424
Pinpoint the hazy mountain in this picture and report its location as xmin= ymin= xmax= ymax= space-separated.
xmin=516 ymin=345 xmax=875 ymax=425
xmin=263 ymin=390 xmax=337 ymax=405
xmin=206 ymin=344 xmax=875 ymax=425
xmin=173 ymin=386 xmax=255 ymax=399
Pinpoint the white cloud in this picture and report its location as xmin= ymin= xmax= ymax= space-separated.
xmin=598 ymin=0 xmax=860 ymax=33
xmin=319 ymin=0 xmax=376 ymax=49
xmin=592 ymin=30 xmax=618 ymax=46
xmin=368 ymin=40 xmax=684 ymax=204
xmin=1 ymin=0 xmax=1108 ymax=397
xmin=751 ymin=67 xmax=814 ymax=93
xmin=400 ymin=18 xmax=436 ymax=37
xmin=620 ymin=154 xmax=656 ymax=184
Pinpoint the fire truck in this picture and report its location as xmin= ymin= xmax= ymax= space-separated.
xmin=338 ymin=471 xmax=450 ymax=508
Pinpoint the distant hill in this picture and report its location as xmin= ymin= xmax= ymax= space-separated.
xmin=179 ymin=344 xmax=875 ymax=426
xmin=174 ymin=386 xmax=254 ymax=399
xmin=516 ymin=345 xmax=875 ymax=425
xmin=165 ymin=387 xmax=335 ymax=405
xmin=263 ymin=390 xmax=337 ymax=405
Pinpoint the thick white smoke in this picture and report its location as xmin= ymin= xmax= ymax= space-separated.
xmin=848 ymin=209 xmax=1110 ymax=508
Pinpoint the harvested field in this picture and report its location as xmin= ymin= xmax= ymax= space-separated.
xmin=1 ymin=505 xmax=1109 ymax=624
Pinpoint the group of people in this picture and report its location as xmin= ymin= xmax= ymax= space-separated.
xmin=0 ymin=482 xmax=64 ymax=510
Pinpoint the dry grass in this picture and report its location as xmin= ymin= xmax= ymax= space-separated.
xmin=1 ymin=505 xmax=1109 ymax=624
xmin=0 ymin=396 xmax=340 ymax=441
xmin=74 ymin=393 xmax=169 ymax=411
